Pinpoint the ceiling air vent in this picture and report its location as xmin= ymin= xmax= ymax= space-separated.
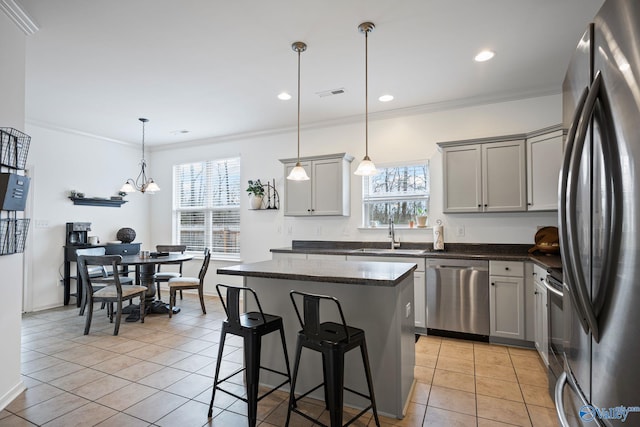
xmin=316 ymin=88 xmax=346 ymax=98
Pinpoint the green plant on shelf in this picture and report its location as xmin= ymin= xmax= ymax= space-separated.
xmin=246 ymin=179 xmax=265 ymax=197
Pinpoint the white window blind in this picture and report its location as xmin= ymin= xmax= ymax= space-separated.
xmin=173 ymin=157 xmax=241 ymax=258
xmin=362 ymin=162 xmax=430 ymax=227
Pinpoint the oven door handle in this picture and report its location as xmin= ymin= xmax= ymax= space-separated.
xmin=555 ymin=372 xmax=571 ymax=427
xmin=543 ymin=277 xmax=564 ymax=298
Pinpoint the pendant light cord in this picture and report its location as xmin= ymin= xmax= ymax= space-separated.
xmin=365 ymin=28 xmax=369 ymax=158
xmin=297 ymin=46 xmax=301 ymax=162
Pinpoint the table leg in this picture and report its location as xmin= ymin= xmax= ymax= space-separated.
xmin=124 ymin=263 xmax=180 ymax=321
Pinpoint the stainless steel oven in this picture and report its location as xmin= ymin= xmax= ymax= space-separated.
xmin=544 ymin=269 xmax=564 ymax=400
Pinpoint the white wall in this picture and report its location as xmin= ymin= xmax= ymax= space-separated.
xmin=150 ymin=94 xmax=560 ymax=294
xmin=22 ymin=93 xmax=562 ymax=310
xmin=25 ymin=125 xmax=151 ymax=311
xmin=0 ymin=11 xmax=27 ymax=411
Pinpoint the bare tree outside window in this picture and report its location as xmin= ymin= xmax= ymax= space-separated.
xmin=363 ymin=162 xmax=430 ymax=226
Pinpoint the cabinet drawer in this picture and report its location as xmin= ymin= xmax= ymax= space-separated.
xmin=489 ymin=260 xmax=523 ymax=277
xmin=105 ymin=243 xmax=141 ymax=256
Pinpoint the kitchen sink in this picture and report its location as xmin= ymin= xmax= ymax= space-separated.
xmin=351 ymin=248 xmax=430 ymax=255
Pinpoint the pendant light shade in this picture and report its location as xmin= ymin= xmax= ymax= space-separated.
xmin=120 ymin=118 xmax=160 ymax=193
xmin=287 ymin=41 xmax=310 ymax=181
xmin=354 ymin=21 xmax=379 ymax=176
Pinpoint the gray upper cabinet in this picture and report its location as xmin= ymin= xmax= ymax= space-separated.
xmin=526 ymin=125 xmax=563 ymax=211
xmin=280 ymin=153 xmax=353 ymax=216
xmin=441 ymin=136 xmax=527 ymax=213
xmin=442 ymin=144 xmax=482 ymax=212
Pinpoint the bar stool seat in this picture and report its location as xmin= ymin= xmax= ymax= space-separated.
xmin=208 ymin=284 xmax=292 ymax=427
xmin=286 ymin=291 xmax=380 ymax=427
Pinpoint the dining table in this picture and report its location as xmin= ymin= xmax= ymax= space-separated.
xmin=120 ymin=252 xmax=194 ymax=320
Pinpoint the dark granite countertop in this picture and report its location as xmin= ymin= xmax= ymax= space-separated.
xmin=217 ymin=258 xmax=417 ymax=287
xmin=271 ymin=240 xmax=562 ymax=274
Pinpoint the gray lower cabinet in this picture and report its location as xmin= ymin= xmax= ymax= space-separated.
xmin=489 ymin=260 xmax=525 ymax=340
xmin=346 ymin=255 xmax=426 ymax=329
xmin=532 ymin=264 xmax=549 ymax=365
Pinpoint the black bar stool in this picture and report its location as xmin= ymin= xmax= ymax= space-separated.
xmin=286 ymin=290 xmax=380 ymax=427
xmin=208 ymin=284 xmax=292 ymax=427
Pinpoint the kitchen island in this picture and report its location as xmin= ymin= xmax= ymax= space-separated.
xmin=217 ymin=258 xmax=417 ymax=419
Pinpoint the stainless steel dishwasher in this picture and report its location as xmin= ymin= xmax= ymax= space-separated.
xmin=426 ymin=258 xmax=490 ymax=336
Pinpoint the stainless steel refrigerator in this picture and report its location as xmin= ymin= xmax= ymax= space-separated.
xmin=558 ymin=0 xmax=640 ymax=426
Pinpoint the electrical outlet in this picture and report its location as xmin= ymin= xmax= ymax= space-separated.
xmin=456 ymin=225 xmax=465 ymax=237
xmin=287 ymin=225 xmax=293 ymax=235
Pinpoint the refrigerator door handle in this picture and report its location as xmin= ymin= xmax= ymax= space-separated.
xmin=592 ymin=70 xmax=623 ymax=326
xmin=566 ymin=71 xmax=604 ymax=342
xmin=559 ymin=85 xmax=591 ymax=334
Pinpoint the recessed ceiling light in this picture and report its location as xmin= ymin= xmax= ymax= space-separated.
xmin=474 ymin=50 xmax=495 ymax=62
xmin=378 ymin=94 xmax=394 ymax=102
xmin=278 ymin=92 xmax=292 ymax=100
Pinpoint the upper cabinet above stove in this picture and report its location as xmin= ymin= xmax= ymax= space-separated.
xmin=438 ymin=124 xmax=562 ymax=214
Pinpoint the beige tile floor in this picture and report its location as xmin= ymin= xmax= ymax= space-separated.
xmin=1 ymin=293 xmax=558 ymax=426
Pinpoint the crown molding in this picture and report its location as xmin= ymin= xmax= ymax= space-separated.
xmin=0 ymin=0 xmax=39 ymax=35
xmin=26 ymin=119 xmax=136 ymax=147
xmin=153 ymin=87 xmax=561 ymax=152
xmin=27 ymin=87 xmax=562 ymax=153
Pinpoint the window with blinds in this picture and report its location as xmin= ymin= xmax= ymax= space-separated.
xmin=362 ymin=162 xmax=430 ymax=227
xmin=173 ymin=157 xmax=241 ymax=258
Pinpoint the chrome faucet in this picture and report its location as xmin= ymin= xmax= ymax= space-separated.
xmin=388 ymin=218 xmax=400 ymax=249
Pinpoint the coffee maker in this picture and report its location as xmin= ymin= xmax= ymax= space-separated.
xmin=66 ymin=222 xmax=91 ymax=246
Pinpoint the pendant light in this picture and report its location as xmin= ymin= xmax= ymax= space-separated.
xmin=120 ymin=118 xmax=160 ymax=193
xmin=354 ymin=22 xmax=379 ymax=176
xmin=287 ymin=41 xmax=310 ymax=181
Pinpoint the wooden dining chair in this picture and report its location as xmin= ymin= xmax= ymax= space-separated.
xmin=77 ymin=254 xmax=147 ymax=335
xmin=154 ymin=245 xmax=187 ymax=299
xmin=167 ymin=248 xmax=211 ymax=317
xmin=76 ymin=247 xmax=134 ymax=316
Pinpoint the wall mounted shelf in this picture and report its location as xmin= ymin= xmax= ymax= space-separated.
xmin=69 ymin=197 xmax=128 ymax=207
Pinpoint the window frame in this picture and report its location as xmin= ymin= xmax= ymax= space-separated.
xmin=361 ymin=160 xmax=430 ymax=228
xmin=172 ymin=157 xmax=241 ymax=260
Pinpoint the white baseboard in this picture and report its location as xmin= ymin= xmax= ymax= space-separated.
xmin=0 ymin=380 xmax=25 ymax=411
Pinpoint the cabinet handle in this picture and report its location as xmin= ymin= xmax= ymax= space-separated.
xmin=478 ymin=204 xmax=482 ymax=207
xmin=484 ymin=204 xmax=488 ymax=207
xmin=532 ymin=272 xmax=537 ymax=276
xmin=307 ymin=209 xmax=311 ymax=212
xmin=491 ymin=282 xmax=495 ymax=286
xmin=534 ymin=291 xmax=539 ymax=295
xmin=528 ymin=202 xmax=532 ymax=206
xmin=505 ymin=267 xmax=510 ymax=271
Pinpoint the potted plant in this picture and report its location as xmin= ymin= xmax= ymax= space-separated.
xmin=246 ymin=179 xmax=265 ymax=209
xmin=415 ymin=207 xmax=428 ymax=227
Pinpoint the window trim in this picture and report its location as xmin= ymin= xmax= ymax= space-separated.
xmin=361 ymin=160 xmax=430 ymax=228
xmin=172 ymin=157 xmax=241 ymax=260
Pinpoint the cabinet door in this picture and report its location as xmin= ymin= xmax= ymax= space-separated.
xmin=413 ymin=271 xmax=426 ymax=328
xmin=442 ymin=145 xmax=482 ymax=213
xmin=312 ymin=158 xmax=345 ymax=215
xmin=283 ymin=161 xmax=312 ymax=216
xmin=482 ymin=140 xmax=527 ymax=212
xmin=527 ymin=131 xmax=563 ymax=211
xmin=489 ymin=275 xmax=525 ymax=339
xmin=534 ymin=280 xmax=549 ymax=365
